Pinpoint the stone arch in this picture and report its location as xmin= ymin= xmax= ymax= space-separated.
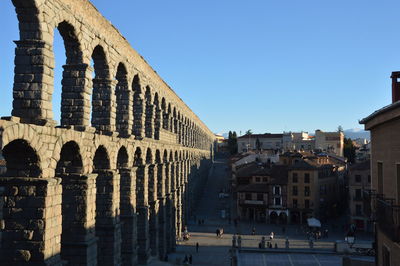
xmin=133 ymin=75 xmax=144 ymax=138
xmin=55 ymin=141 xmax=91 ymax=264
xmin=2 ymin=139 xmax=41 ymax=177
xmin=173 ymin=107 xmax=177 ymax=134
xmin=134 ymin=147 xmax=143 ymax=166
xmin=153 ymin=93 xmax=161 ymax=140
xmin=145 ymin=86 xmax=154 ymax=138
xmin=161 ymin=97 xmax=168 ymax=130
xmin=93 ymin=145 xmax=110 ymax=170
xmin=91 ymin=45 xmax=113 ymax=132
xmin=115 ymin=63 xmax=131 ymax=137
xmin=146 ymin=147 xmax=153 ymax=165
xmin=55 ymin=141 xmax=83 ymax=175
xmin=177 ymin=111 xmax=182 ymax=144
xmin=167 ymin=103 xmax=172 ymax=132
xmin=56 ymin=21 xmax=85 ymax=126
xmin=117 ymin=146 xmax=129 ymax=169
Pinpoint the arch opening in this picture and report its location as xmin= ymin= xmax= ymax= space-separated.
xmin=2 ymin=139 xmax=41 ymax=177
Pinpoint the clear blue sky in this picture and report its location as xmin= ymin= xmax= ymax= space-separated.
xmin=0 ymin=0 xmax=398 ymax=135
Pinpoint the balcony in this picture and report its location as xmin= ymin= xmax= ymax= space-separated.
xmin=239 ymin=199 xmax=267 ymax=206
xmin=376 ymin=197 xmax=400 ymax=242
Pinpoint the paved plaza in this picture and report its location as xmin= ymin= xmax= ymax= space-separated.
xmin=165 ymin=157 xmax=374 ymax=266
xmin=238 ymin=252 xmax=343 ymax=266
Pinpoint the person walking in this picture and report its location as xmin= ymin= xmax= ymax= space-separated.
xmin=285 ymin=237 xmax=290 ymax=249
xmin=196 ymin=242 xmax=199 ymax=253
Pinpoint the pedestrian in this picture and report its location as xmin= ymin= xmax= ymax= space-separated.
xmin=189 ymin=254 xmax=192 ymax=264
xmin=269 ymin=231 xmax=274 ymax=240
xmin=274 ymin=243 xmax=278 ymax=249
xmin=232 ymin=234 xmax=237 ymax=248
xmin=184 ymin=255 xmax=188 ymax=263
xmin=216 ymin=228 xmax=220 ymax=237
xmin=269 ymin=242 xmax=272 ymax=248
xmin=196 ymin=242 xmax=199 ymax=253
xmin=252 ymin=227 xmax=256 ymax=235
xmin=237 ymin=235 xmax=242 ymax=248
xmin=285 ymin=237 xmax=289 ymax=249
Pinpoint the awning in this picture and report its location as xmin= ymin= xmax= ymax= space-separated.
xmin=307 ymin=217 xmax=321 ymax=228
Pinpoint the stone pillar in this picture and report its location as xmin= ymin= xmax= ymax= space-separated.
xmin=156 ymin=164 xmax=166 ymax=260
xmin=175 ymin=162 xmax=182 ymax=238
xmin=119 ymin=167 xmax=137 ymax=266
xmin=170 ymin=162 xmax=177 ymax=250
xmin=178 ymin=121 xmax=182 ymax=144
xmin=136 ymin=165 xmax=150 ymax=264
xmin=95 ymin=169 xmax=121 ymax=266
xmin=0 ymin=177 xmax=62 ymax=265
xmin=164 ymin=162 xmax=174 ymax=252
xmin=148 ymin=165 xmax=159 ymax=257
xmin=61 ymin=63 xmax=92 ymax=127
xmin=12 ymin=40 xmax=55 ymax=126
xmin=92 ymin=79 xmax=117 ymax=134
xmin=133 ymin=91 xmax=145 ymax=139
xmin=115 ymin=83 xmax=133 ymax=137
xmin=59 ymin=174 xmax=97 ymax=265
xmin=145 ymin=101 xmax=154 ymax=139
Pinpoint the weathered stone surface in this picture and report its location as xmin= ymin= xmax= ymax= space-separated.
xmin=1 ymin=0 xmax=215 ymax=265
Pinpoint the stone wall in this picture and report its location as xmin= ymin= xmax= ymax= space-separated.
xmin=0 ymin=0 xmax=214 ymax=265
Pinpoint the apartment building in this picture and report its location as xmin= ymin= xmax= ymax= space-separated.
xmin=361 ymin=71 xmax=400 ymax=266
xmin=348 ymin=160 xmax=372 ymax=232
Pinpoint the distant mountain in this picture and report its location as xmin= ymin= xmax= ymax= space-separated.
xmin=343 ymin=128 xmax=370 ymax=140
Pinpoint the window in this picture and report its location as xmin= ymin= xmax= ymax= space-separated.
xmin=255 ymin=177 xmax=261 ymax=182
xmin=292 ymin=186 xmax=298 ymax=196
xmin=292 ymin=173 xmax=298 ymax=183
xmin=293 ymin=199 xmax=298 ymax=208
xmin=262 ymin=177 xmax=267 ymax=182
xmin=274 ymin=186 xmax=281 ymax=195
xmin=274 ymin=197 xmax=281 ymax=206
xmin=320 ymin=185 xmax=327 ymax=195
xmin=305 ymin=199 xmax=310 ymax=209
xmin=355 ymin=175 xmax=361 ymax=183
xmin=355 ymin=189 xmax=362 ymax=200
xmin=355 ymin=204 xmax=362 ymax=216
xmin=257 ymin=193 xmax=264 ymax=201
xmin=378 ymin=162 xmax=383 ymax=194
xmin=304 ymin=173 xmax=310 ymax=183
xmin=304 ymin=186 xmax=310 ymax=197
xmin=245 ymin=193 xmax=252 ymax=200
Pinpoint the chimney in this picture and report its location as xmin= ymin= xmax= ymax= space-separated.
xmin=391 ymin=71 xmax=400 ymax=103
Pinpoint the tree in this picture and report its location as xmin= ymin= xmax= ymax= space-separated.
xmin=343 ymin=137 xmax=356 ymax=163
xmin=228 ymin=131 xmax=238 ymax=154
xmin=245 ymin=129 xmax=253 ymax=135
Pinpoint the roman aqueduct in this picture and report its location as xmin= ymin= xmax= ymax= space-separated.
xmin=0 ymin=0 xmax=215 ymax=265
